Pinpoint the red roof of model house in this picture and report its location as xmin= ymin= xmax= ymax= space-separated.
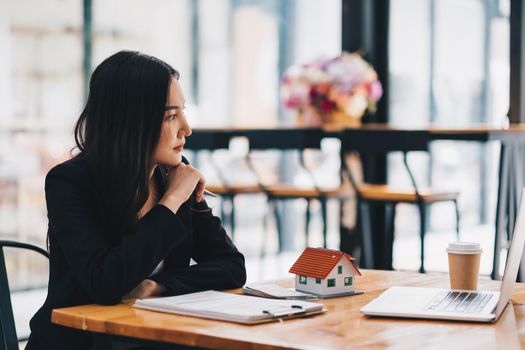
xmin=289 ymin=247 xmax=362 ymax=279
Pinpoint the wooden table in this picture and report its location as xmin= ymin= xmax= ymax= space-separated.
xmin=52 ymin=270 xmax=525 ymax=349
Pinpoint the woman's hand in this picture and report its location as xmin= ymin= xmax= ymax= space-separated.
xmin=159 ymin=163 xmax=206 ymax=213
xmin=123 ymin=279 xmax=166 ymax=300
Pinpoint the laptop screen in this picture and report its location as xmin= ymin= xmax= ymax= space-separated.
xmin=494 ymin=188 xmax=525 ymax=319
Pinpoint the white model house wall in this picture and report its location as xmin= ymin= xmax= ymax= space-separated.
xmin=295 ymin=258 xmax=356 ymax=295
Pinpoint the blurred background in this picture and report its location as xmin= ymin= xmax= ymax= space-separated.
xmin=0 ymin=0 xmax=513 ymax=343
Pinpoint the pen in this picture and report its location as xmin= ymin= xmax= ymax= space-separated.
xmin=162 ymin=165 xmax=218 ymax=198
xmin=204 ymin=189 xmax=218 ymax=198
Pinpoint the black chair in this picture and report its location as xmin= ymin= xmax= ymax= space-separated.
xmin=244 ymin=128 xmax=353 ymax=255
xmin=185 ymin=130 xmax=262 ymax=240
xmin=0 ymin=240 xmax=49 ymax=350
xmin=340 ymin=129 xmax=460 ymax=273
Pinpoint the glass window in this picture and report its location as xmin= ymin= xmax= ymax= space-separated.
xmin=327 ymin=278 xmax=336 ymax=287
xmin=389 ymin=0 xmax=510 ymax=273
xmin=1 ymin=0 xmax=342 ymax=290
xmin=337 ymin=265 xmax=342 ymax=274
xmin=315 ymin=278 xmax=321 ymax=284
xmin=1 ymin=0 xmax=342 ymax=341
xmin=344 ymin=277 xmax=353 ymax=286
xmin=1 ymin=0 xmax=81 ymax=292
xmin=299 ymin=275 xmax=307 ymax=284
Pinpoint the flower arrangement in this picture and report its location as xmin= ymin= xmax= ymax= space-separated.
xmin=281 ymin=52 xmax=382 ymax=126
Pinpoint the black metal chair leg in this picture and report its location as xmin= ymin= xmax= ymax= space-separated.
xmin=230 ymin=195 xmax=236 ymax=241
xmin=384 ymin=202 xmax=396 ymax=270
xmin=305 ymin=199 xmax=311 ymax=247
xmin=320 ymin=197 xmax=328 ymax=248
xmin=0 ymin=241 xmax=48 ymax=350
xmin=0 ymin=249 xmax=18 ymax=350
xmin=273 ymin=199 xmax=284 ymax=253
xmin=493 ymin=144 xmax=509 ymax=280
xmin=453 ymin=199 xmax=460 ymax=241
xmin=219 ymin=197 xmax=227 ymax=226
xmin=418 ymin=202 xmax=427 ymax=273
xmin=359 ymin=201 xmax=375 ymax=269
xmin=260 ymin=198 xmax=272 ymax=260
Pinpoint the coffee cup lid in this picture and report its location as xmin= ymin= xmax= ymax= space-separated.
xmin=446 ymin=242 xmax=482 ymax=254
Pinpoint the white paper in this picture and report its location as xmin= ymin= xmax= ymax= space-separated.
xmin=133 ymin=290 xmax=324 ymax=324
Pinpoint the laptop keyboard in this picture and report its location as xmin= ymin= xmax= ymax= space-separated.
xmin=426 ymin=291 xmax=493 ymax=313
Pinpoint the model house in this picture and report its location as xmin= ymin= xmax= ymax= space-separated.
xmin=289 ymin=247 xmax=362 ymax=297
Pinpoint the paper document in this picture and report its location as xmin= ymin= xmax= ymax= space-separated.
xmin=133 ymin=290 xmax=325 ymax=324
xmin=242 ymin=283 xmax=319 ymax=300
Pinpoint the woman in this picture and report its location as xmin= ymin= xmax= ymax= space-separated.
xmin=26 ymin=51 xmax=247 ymax=349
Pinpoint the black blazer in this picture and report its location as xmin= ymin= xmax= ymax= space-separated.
xmin=26 ymin=155 xmax=246 ymax=350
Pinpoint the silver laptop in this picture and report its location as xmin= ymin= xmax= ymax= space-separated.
xmin=361 ymin=188 xmax=525 ymax=323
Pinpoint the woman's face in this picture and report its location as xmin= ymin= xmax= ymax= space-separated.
xmin=153 ymin=78 xmax=191 ymax=167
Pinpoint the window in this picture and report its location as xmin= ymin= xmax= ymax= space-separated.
xmin=299 ymin=275 xmax=307 ymax=284
xmin=337 ymin=265 xmax=343 ymax=274
xmin=315 ymin=278 xmax=321 ymax=284
xmin=344 ymin=277 xmax=353 ymax=286
xmin=327 ymin=278 xmax=336 ymax=287
xmin=389 ymin=0 xmax=510 ymax=273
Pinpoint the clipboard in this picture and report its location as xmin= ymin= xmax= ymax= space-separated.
xmin=133 ymin=290 xmax=326 ymax=324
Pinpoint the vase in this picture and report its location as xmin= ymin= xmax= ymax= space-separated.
xmin=295 ymin=108 xmax=322 ymax=127
xmin=320 ymin=110 xmax=362 ymax=131
xmin=295 ymin=108 xmax=362 ymax=130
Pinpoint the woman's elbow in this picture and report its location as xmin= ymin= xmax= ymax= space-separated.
xmin=235 ymin=269 xmax=247 ymax=288
xmin=231 ymin=254 xmax=247 ymax=287
xmin=86 ymin=276 xmax=126 ymax=305
xmin=91 ymin=288 xmax=123 ymax=305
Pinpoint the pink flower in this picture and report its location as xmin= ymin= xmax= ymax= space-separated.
xmin=368 ymin=80 xmax=383 ymax=101
xmin=281 ymin=75 xmax=292 ymax=84
xmin=281 ymin=51 xmax=382 ymax=117
xmin=284 ymin=96 xmax=302 ymax=109
xmin=319 ymin=100 xmax=336 ymax=113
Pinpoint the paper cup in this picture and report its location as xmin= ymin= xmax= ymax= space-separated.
xmin=447 ymin=242 xmax=482 ymax=290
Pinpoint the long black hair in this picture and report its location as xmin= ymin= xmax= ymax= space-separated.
xmin=74 ymin=50 xmax=179 ymax=246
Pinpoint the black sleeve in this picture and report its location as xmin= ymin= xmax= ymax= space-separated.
xmin=46 ymin=168 xmax=187 ymax=305
xmin=149 ymin=199 xmax=247 ymax=295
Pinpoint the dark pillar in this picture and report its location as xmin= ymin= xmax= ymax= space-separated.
xmin=82 ymin=0 xmax=92 ymax=100
xmin=510 ymin=0 xmax=525 ymax=123
xmin=191 ymin=0 xmax=200 ymax=104
xmin=341 ymin=0 xmax=390 ymax=267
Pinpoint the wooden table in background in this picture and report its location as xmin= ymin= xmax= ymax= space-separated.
xmin=189 ymin=125 xmax=525 ymax=278
xmin=52 ymin=270 xmax=525 ymax=349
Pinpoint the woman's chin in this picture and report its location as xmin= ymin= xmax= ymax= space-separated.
xmin=159 ymin=156 xmax=182 ymax=167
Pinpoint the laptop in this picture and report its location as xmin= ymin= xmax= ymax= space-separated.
xmin=361 ymin=188 xmax=525 ymax=323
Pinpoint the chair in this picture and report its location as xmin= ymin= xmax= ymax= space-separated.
xmin=340 ymin=129 xmax=460 ymax=273
xmin=243 ymin=128 xmax=354 ymax=255
xmin=185 ymin=130 xmax=262 ymax=240
xmin=0 ymin=240 xmax=49 ymax=350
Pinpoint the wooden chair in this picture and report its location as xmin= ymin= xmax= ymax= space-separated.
xmin=243 ymin=128 xmax=354 ymax=255
xmin=0 ymin=240 xmax=49 ymax=350
xmin=340 ymin=129 xmax=460 ymax=273
xmin=185 ymin=130 xmax=262 ymax=240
